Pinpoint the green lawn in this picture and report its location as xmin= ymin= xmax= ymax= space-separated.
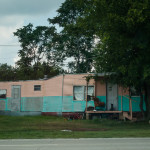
xmin=0 ymin=115 xmax=150 ymax=139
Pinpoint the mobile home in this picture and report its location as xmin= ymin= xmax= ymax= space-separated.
xmin=0 ymin=74 xmax=145 ymax=119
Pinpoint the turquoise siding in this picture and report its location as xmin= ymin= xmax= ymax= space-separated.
xmin=42 ymin=96 xmax=107 ymax=112
xmin=96 ymin=96 xmax=107 ymax=110
xmin=0 ymin=98 xmax=11 ymax=111
xmin=118 ymin=95 xmax=146 ymax=112
xmin=42 ymin=96 xmax=95 ymax=112
xmin=43 ymin=96 xmax=62 ymax=112
xmin=21 ymin=97 xmax=43 ymax=111
xmin=1 ymin=95 xmax=146 ymax=113
xmin=73 ymin=100 xmax=94 ymax=112
xmin=62 ymin=96 xmax=73 ymax=112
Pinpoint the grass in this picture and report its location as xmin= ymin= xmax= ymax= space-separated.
xmin=0 ymin=115 xmax=150 ymax=139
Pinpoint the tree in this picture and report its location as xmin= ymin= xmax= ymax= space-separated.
xmin=14 ymin=23 xmax=61 ymax=80
xmin=54 ymin=0 xmax=150 ymax=118
xmin=0 ymin=64 xmax=16 ymax=81
xmin=76 ymin=0 xmax=150 ymax=118
xmin=49 ymin=0 xmax=95 ymax=73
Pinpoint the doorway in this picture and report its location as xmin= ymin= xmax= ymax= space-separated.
xmin=107 ymin=83 xmax=118 ymax=111
xmin=11 ymin=85 xmax=21 ymax=111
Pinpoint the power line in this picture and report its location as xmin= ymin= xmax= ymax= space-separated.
xmin=0 ymin=45 xmax=20 ymax=47
xmin=0 ymin=57 xmax=17 ymax=59
xmin=0 ymin=55 xmax=97 ymax=60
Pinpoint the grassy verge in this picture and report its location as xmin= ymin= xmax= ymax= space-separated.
xmin=0 ymin=115 xmax=150 ymax=139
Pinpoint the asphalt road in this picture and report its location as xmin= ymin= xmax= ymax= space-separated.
xmin=0 ymin=138 xmax=150 ymax=150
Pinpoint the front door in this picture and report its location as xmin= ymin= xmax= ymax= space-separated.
xmin=11 ymin=85 xmax=21 ymax=111
xmin=107 ymin=83 xmax=118 ymax=110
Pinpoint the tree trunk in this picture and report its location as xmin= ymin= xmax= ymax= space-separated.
xmin=144 ymin=84 xmax=150 ymax=120
xmin=139 ymin=90 xmax=145 ymax=119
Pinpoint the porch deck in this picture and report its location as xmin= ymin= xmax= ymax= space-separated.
xmin=86 ymin=111 xmax=122 ymax=114
xmin=85 ymin=110 xmax=123 ymax=120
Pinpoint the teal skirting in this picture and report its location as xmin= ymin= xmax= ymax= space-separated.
xmin=0 ymin=95 xmax=146 ymax=113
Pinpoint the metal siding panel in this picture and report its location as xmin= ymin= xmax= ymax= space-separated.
xmin=131 ymin=97 xmax=141 ymax=112
xmin=131 ymin=96 xmax=146 ymax=112
xmin=43 ymin=96 xmax=62 ymax=112
xmin=73 ymin=100 xmax=94 ymax=112
xmin=0 ymin=100 xmax=5 ymax=110
xmin=118 ymin=96 xmax=122 ymax=111
xmin=87 ymin=100 xmax=95 ymax=108
xmin=73 ymin=101 xmax=85 ymax=112
xmin=96 ymin=96 xmax=107 ymax=110
xmin=62 ymin=96 xmax=73 ymax=112
xmin=122 ymin=96 xmax=129 ymax=111
xmin=7 ymin=98 xmax=11 ymax=111
xmin=42 ymin=96 xmax=95 ymax=113
xmin=21 ymin=97 xmax=43 ymax=111
xmin=118 ymin=95 xmax=146 ymax=112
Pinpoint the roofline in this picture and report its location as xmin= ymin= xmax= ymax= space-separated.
xmin=0 ymin=72 xmax=113 ymax=83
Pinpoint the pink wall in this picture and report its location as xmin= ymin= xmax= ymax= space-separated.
xmin=0 ymin=80 xmax=44 ymax=97
xmin=43 ymin=75 xmax=63 ymax=96
xmin=63 ymin=74 xmax=95 ymax=96
xmin=95 ymin=78 xmax=106 ymax=96
xmin=118 ymin=86 xmax=129 ymax=95
xmin=0 ymin=74 xmax=128 ymax=98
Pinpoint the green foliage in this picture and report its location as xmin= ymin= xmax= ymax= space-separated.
xmin=49 ymin=0 xmax=95 ymax=73
xmin=57 ymin=0 xmax=150 ymax=117
xmin=0 ymin=64 xmax=16 ymax=81
xmin=81 ymin=0 xmax=150 ymax=89
xmin=14 ymin=23 xmax=61 ymax=80
xmin=70 ymin=1 xmax=150 ymax=84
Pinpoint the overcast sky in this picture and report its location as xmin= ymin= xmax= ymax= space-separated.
xmin=0 ymin=0 xmax=65 ymax=66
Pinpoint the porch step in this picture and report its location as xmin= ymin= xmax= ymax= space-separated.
xmin=121 ymin=112 xmax=137 ymax=121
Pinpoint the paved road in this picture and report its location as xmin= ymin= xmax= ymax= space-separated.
xmin=0 ymin=138 xmax=150 ymax=150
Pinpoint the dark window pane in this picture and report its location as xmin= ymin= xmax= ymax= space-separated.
xmin=34 ymin=85 xmax=41 ymax=91
xmin=0 ymin=90 xmax=6 ymax=98
xmin=130 ymin=87 xmax=140 ymax=96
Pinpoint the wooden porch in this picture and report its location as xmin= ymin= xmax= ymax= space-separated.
xmin=85 ymin=110 xmax=122 ymax=120
xmin=85 ymin=94 xmax=137 ymax=120
xmin=85 ymin=110 xmax=137 ymax=121
xmin=86 ymin=111 xmax=122 ymax=114
xmin=85 ymin=76 xmax=138 ymax=121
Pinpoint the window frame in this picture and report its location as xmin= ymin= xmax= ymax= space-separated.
xmin=34 ymin=85 xmax=41 ymax=91
xmin=73 ymin=85 xmax=94 ymax=101
xmin=0 ymin=89 xmax=7 ymax=99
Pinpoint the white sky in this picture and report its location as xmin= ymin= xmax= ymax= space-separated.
xmin=0 ymin=0 xmax=65 ymax=66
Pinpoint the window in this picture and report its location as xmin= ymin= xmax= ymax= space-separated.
xmin=0 ymin=89 xmax=7 ymax=99
xmin=85 ymin=86 xmax=94 ymax=100
xmin=74 ymin=86 xmax=84 ymax=101
xmin=73 ymin=86 xmax=94 ymax=101
xmin=130 ymin=87 xmax=140 ymax=96
xmin=34 ymin=85 xmax=41 ymax=91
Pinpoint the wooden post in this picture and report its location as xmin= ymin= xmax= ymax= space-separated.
xmin=85 ymin=75 xmax=90 ymax=119
xmin=129 ymin=97 xmax=132 ymax=120
xmin=121 ymin=95 xmax=123 ymax=112
xmin=86 ymin=113 xmax=89 ymax=120
xmin=129 ymin=97 xmax=131 ymax=113
xmin=86 ymin=81 xmax=88 ymax=112
xmin=121 ymin=87 xmax=123 ymax=112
